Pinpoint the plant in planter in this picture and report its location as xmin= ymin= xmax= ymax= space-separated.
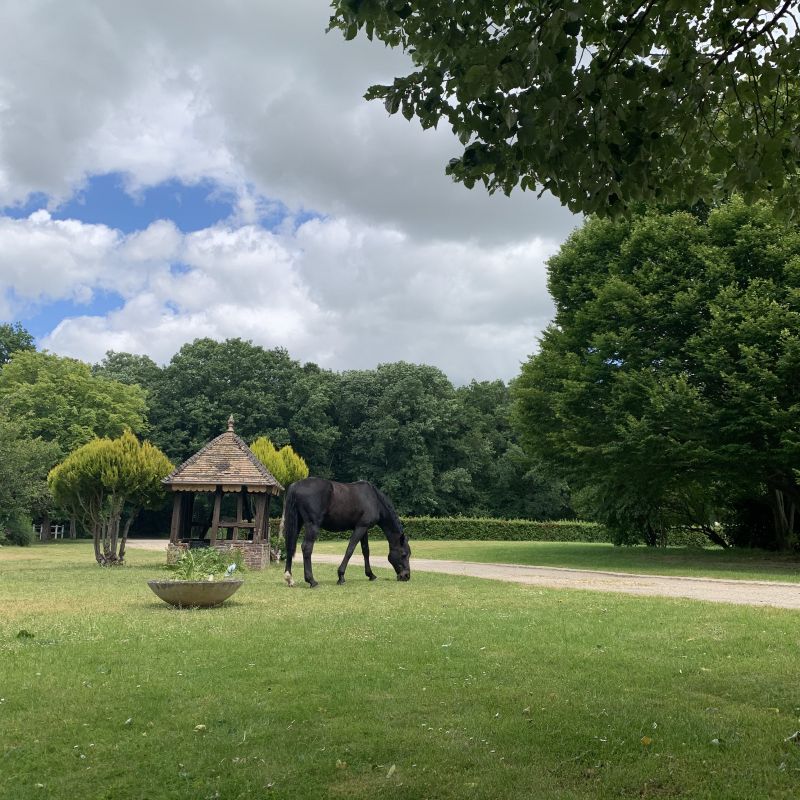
xmin=148 ymin=548 xmax=246 ymax=608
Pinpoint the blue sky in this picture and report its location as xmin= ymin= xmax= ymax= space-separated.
xmin=0 ymin=1 xmax=576 ymax=385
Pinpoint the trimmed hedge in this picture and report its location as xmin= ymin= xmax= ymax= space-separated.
xmin=399 ymin=517 xmax=609 ymax=542
xmin=270 ymin=516 xmax=608 ymax=543
xmin=269 ymin=516 xmax=713 ymax=547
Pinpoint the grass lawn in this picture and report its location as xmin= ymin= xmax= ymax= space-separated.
xmin=3 ymin=542 xmax=800 ymax=800
xmin=314 ymin=539 xmax=800 ymax=583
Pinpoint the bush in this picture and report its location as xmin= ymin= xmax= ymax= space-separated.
xmin=268 ymin=515 xmax=715 ymax=547
xmin=270 ymin=516 xmax=609 ymax=542
xmin=2 ymin=512 xmax=34 ymax=546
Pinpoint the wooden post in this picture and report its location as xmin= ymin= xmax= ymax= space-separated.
xmin=169 ymin=493 xmax=182 ymax=543
xmin=252 ymin=494 xmax=265 ymax=545
xmin=181 ymin=493 xmax=195 ymax=539
xmin=210 ymin=488 xmax=222 ymax=543
xmin=265 ymin=495 xmax=272 ymax=560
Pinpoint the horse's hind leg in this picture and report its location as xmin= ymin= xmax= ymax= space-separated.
xmin=337 ymin=525 xmax=367 ymax=585
xmin=301 ymin=524 xmax=321 ymax=588
xmin=360 ymin=534 xmax=377 ymax=581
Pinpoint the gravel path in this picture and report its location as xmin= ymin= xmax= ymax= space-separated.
xmin=127 ymin=540 xmax=800 ymax=610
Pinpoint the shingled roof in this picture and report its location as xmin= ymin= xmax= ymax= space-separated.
xmin=163 ymin=416 xmax=283 ymax=494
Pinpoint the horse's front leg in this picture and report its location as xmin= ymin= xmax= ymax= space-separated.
xmin=360 ymin=533 xmax=377 ymax=581
xmin=337 ymin=526 xmax=367 ymax=585
xmin=301 ymin=524 xmax=320 ymax=588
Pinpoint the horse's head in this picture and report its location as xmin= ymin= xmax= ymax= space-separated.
xmin=388 ymin=530 xmax=411 ymax=581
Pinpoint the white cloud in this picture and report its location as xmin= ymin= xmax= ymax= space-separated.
xmin=0 ymin=0 xmax=578 ymax=244
xmin=0 ymin=0 xmax=579 ymax=383
xmin=0 ymin=211 xmax=553 ymax=384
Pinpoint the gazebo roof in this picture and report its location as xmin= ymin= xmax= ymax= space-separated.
xmin=163 ymin=416 xmax=283 ymax=495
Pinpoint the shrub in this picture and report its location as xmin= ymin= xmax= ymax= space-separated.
xmin=2 ymin=511 xmax=34 ymax=546
xmin=268 ymin=516 xmax=714 ymax=547
xmin=164 ymin=547 xmax=245 ymax=581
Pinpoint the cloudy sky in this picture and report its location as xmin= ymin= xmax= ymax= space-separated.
xmin=0 ymin=0 xmax=579 ymax=386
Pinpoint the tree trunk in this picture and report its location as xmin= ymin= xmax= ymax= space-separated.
xmin=770 ymin=489 xmax=797 ymax=551
xmin=702 ymin=526 xmax=730 ymax=549
xmin=93 ymin=523 xmax=105 ymax=566
xmin=41 ymin=511 xmax=51 ymax=542
xmin=109 ymin=512 xmax=120 ymax=564
xmin=69 ymin=517 xmax=76 ymax=539
xmin=118 ymin=511 xmax=137 ymax=565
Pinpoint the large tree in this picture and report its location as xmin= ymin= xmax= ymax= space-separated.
xmin=330 ymin=1 xmax=800 ymax=215
xmin=48 ymin=431 xmax=173 ymax=565
xmin=0 ymin=322 xmax=35 ymax=366
xmin=0 ymin=351 xmax=148 ymax=456
xmin=513 ymin=197 xmax=800 ymax=548
xmin=0 ymin=413 xmax=60 ymax=542
xmin=145 ymin=338 xmax=311 ymax=462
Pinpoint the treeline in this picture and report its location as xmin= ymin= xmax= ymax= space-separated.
xmin=92 ymin=341 xmax=571 ymax=519
xmin=0 ymin=323 xmax=572 ymax=543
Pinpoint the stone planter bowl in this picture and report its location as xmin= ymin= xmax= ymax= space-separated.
xmin=147 ymin=579 xmax=243 ymax=608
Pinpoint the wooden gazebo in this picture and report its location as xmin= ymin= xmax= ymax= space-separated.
xmin=162 ymin=416 xmax=283 ymax=569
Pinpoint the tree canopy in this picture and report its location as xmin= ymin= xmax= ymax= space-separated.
xmin=48 ymin=431 xmax=173 ymax=565
xmin=0 ymin=351 xmax=148 ymax=456
xmin=512 ymin=196 xmax=800 ymax=549
xmin=0 ymin=322 xmax=35 ymax=365
xmin=0 ymin=412 xmax=59 ymax=541
xmin=330 ymin=1 xmax=800 ymax=215
xmin=250 ymin=436 xmax=310 ymax=489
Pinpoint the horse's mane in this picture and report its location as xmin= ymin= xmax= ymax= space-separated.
xmin=372 ymin=485 xmax=403 ymax=533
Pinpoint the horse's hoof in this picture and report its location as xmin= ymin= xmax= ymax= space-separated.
xmin=367 ymin=574 xmax=377 ymax=581
xmin=284 ymin=571 xmax=295 ymax=587
xmin=337 ymin=578 xmax=345 ymax=585
xmin=309 ymin=581 xmax=319 ymax=589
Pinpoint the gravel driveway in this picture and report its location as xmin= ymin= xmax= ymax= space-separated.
xmin=128 ymin=540 xmax=800 ymax=610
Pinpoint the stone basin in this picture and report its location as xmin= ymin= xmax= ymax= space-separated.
xmin=147 ymin=579 xmax=243 ymax=608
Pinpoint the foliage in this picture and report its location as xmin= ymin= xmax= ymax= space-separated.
xmin=48 ymin=431 xmax=173 ymax=565
xmin=250 ymin=436 xmax=309 ymax=489
xmin=164 ymin=546 xmax=244 ymax=581
xmin=330 ymin=1 xmax=800 ymax=216
xmin=0 ymin=351 xmax=148 ymax=456
xmin=1 ymin=510 xmax=34 ymax=546
xmin=92 ymin=350 xmax=162 ymax=391
xmin=145 ymin=338 xmax=322 ymax=461
xmin=96 ymin=341 xmax=572 ymax=521
xmin=513 ymin=197 xmax=800 ymax=549
xmin=0 ymin=412 xmax=60 ymax=534
xmin=401 ymin=516 xmax=608 ymax=542
xmin=0 ymin=321 xmax=35 ymax=365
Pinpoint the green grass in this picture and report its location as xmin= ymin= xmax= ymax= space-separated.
xmin=3 ymin=542 xmax=800 ymax=799
xmin=314 ymin=539 xmax=800 ymax=582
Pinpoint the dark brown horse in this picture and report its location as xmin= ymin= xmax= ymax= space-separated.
xmin=281 ymin=478 xmax=411 ymax=588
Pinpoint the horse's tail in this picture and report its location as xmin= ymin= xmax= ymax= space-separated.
xmin=281 ymin=484 xmax=300 ymax=586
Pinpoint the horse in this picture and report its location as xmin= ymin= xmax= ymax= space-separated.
xmin=280 ymin=477 xmax=411 ymax=588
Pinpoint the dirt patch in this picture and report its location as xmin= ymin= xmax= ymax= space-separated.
xmin=127 ymin=541 xmax=800 ymax=610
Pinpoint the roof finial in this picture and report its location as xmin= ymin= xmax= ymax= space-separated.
xmin=227 ymin=414 xmax=235 ymax=432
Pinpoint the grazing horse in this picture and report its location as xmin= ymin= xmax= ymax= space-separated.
xmin=281 ymin=477 xmax=411 ymax=588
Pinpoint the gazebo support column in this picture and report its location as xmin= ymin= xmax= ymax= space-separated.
xmin=252 ymin=494 xmax=266 ymax=544
xmin=265 ymin=495 xmax=272 ymax=558
xmin=210 ymin=489 xmax=222 ymax=543
xmin=169 ymin=493 xmax=182 ymax=544
xmin=181 ymin=492 xmax=195 ymax=540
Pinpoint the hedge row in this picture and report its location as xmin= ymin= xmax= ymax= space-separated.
xmin=268 ymin=516 xmax=712 ymax=547
xmin=270 ymin=517 xmax=608 ymax=542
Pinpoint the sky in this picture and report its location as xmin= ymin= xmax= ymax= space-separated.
xmin=0 ymin=0 xmax=580 ymax=386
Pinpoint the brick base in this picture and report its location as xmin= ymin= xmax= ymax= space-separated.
xmin=166 ymin=542 xmax=188 ymax=564
xmin=213 ymin=541 xmax=268 ymax=570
